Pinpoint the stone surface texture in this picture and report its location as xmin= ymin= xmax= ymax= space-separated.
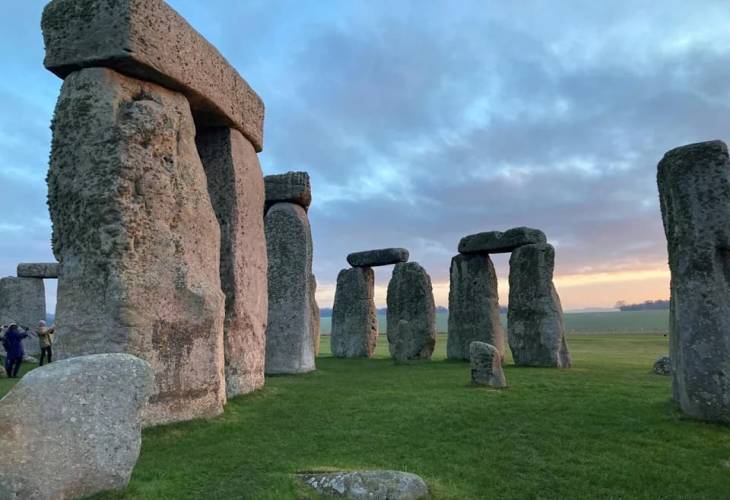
xmin=0 ymin=277 xmax=45 ymax=356
xmin=447 ymin=253 xmax=505 ymax=360
xmin=0 ymin=353 xmax=153 ymax=500
xmin=458 ymin=227 xmax=547 ymax=254
xmin=310 ymin=273 xmax=321 ymax=356
xmin=48 ymin=68 xmax=226 ymax=426
xmin=331 ymin=267 xmax=378 ymax=358
xmin=16 ymin=262 xmax=60 ymax=279
xmin=658 ymin=140 xmax=730 ymax=422
xmin=386 ymin=262 xmax=437 ymax=361
xmin=470 ymin=341 xmax=507 ymax=388
xmin=265 ymin=202 xmax=315 ymax=374
xmin=196 ymin=127 xmax=267 ymax=398
xmin=347 ymin=248 xmax=410 ymax=267
xmin=264 ymin=171 xmax=311 ymax=211
xmin=298 ymin=470 xmax=429 ymax=500
xmin=507 ymin=243 xmax=571 ymax=368
xmin=653 ymin=355 xmax=671 ymax=375
xmin=42 ymin=0 xmax=264 ymax=151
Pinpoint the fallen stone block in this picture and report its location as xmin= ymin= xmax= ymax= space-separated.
xmin=0 ymin=353 xmax=153 ymax=500
xmin=458 ymin=227 xmax=546 ymax=254
xmin=42 ymin=0 xmax=264 ymax=151
xmin=653 ymin=355 xmax=671 ymax=375
xmin=298 ymin=470 xmax=429 ymax=500
xmin=347 ymin=248 xmax=409 ymax=267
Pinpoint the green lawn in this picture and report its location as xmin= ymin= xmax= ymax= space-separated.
xmin=3 ymin=333 xmax=729 ymax=499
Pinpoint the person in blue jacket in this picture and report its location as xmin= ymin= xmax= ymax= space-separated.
xmin=3 ymin=323 xmax=29 ymax=378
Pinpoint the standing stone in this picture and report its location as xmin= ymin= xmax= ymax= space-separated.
xmin=265 ymin=202 xmax=315 ymax=374
xmin=658 ymin=140 xmax=730 ymax=423
xmin=470 ymin=341 xmax=507 ymax=388
xmin=310 ymin=273 xmax=321 ymax=356
xmin=264 ymin=171 xmax=312 ymax=211
xmin=0 ymin=277 xmax=45 ymax=356
xmin=386 ymin=262 xmax=436 ymax=361
xmin=48 ymin=67 xmax=226 ymax=426
xmin=508 ymin=243 xmax=571 ymax=368
xmin=0 ymin=353 xmax=153 ymax=500
xmin=331 ymin=267 xmax=378 ymax=358
xmin=196 ymin=127 xmax=267 ymax=398
xmin=447 ymin=253 xmax=505 ymax=360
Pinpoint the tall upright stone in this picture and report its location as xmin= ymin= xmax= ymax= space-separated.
xmin=447 ymin=253 xmax=505 ymax=360
xmin=48 ymin=68 xmax=226 ymax=426
xmin=331 ymin=267 xmax=378 ymax=358
xmin=386 ymin=262 xmax=436 ymax=361
xmin=310 ymin=273 xmax=321 ymax=356
xmin=0 ymin=277 xmax=46 ymax=356
xmin=658 ymin=140 xmax=730 ymax=423
xmin=196 ymin=127 xmax=267 ymax=397
xmin=264 ymin=202 xmax=315 ymax=374
xmin=508 ymin=243 xmax=571 ymax=368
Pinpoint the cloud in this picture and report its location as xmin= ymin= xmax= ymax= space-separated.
xmin=2 ymin=0 xmax=729 ymax=309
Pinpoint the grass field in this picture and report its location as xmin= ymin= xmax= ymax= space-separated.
xmin=319 ymin=309 xmax=669 ymax=334
xmin=5 ymin=325 xmax=728 ymax=499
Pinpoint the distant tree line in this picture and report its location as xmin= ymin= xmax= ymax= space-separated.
xmin=614 ymin=299 xmax=670 ymax=311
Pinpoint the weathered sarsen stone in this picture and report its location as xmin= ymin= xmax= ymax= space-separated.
xmin=264 ymin=171 xmax=311 ymax=211
xmin=386 ymin=262 xmax=436 ymax=361
xmin=48 ymin=68 xmax=226 ymax=426
xmin=0 ymin=277 xmax=45 ymax=356
xmin=508 ymin=243 xmax=571 ymax=368
xmin=653 ymin=355 xmax=671 ymax=376
xmin=265 ymin=202 xmax=315 ymax=374
xmin=347 ymin=248 xmax=409 ymax=268
xmin=16 ymin=262 xmax=60 ymax=279
xmin=470 ymin=341 xmax=507 ymax=388
xmin=331 ymin=267 xmax=378 ymax=358
xmin=459 ymin=227 xmax=546 ymax=254
xmin=298 ymin=470 xmax=429 ymax=500
xmin=42 ymin=0 xmax=264 ymax=151
xmin=0 ymin=354 xmax=153 ymax=500
xmin=658 ymin=140 xmax=730 ymax=423
xmin=310 ymin=273 xmax=321 ymax=356
xmin=197 ymin=127 xmax=267 ymax=397
xmin=447 ymin=253 xmax=505 ymax=360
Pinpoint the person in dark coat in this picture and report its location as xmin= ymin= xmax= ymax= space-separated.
xmin=3 ymin=323 xmax=28 ymax=378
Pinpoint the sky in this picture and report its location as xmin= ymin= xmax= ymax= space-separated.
xmin=2 ymin=1 xmax=730 ymax=312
